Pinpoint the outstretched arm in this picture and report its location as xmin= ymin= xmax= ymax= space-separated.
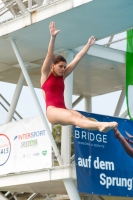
xmin=41 ymin=22 xmax=60 ymax=77
xmin=64 ymin=36 xmax=95 ymax=78
xmin=114 ymin=128 xmax=133 ymax=158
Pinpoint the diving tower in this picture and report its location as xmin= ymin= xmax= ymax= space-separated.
xmin=0 ymin=0 xmax=131 ymax=97
xmin=0 ymin=0 xmax=133 ymax=200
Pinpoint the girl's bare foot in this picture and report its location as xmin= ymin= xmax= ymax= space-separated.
xmin=99 ymin=122 xmax=118 ymax=133
xmin=113 ymin=127 xmax=121 ymax=138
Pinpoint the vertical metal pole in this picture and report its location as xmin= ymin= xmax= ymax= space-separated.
xmin=10 ymin=38 xmax=62 ymax=165
xmin=64 ymin=52 xmax=73 ymax=109
xmin=43 ymin=0 xmax=49 ymax=5
xmin=61 ymin=50 xmax=73 ymax=165
xmin=37 ymin=0 xmax=42 ymax=7
xmin=28 ymin=0 xmax=32 ymax=10
xmin=5 ymin=72 xmax=24 ymax=123
xmin=63 ymin=179 xmax=81 ymax=200
xmin=84 ymin=96 xmax=92 ymax=112
xmin=114 ymin=88 xmax=125 ymax=116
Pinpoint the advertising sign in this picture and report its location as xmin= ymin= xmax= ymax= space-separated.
xmin=74 ymin=111 xmax=133 ymax=197
xmin=0 ymin=116 xmax=52 ymax=175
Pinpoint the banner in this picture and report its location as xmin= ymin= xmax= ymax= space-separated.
xmin=126 ymin=29 xmax=133 ymax=120
xmin=0 ymin=116 xmax=52 ymax=175
xmin=74 ymin=111 xmax=133 ymax=197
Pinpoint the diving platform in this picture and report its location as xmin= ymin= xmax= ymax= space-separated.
xmin=0 ymin=165 xmax=76 ymax=194
xmin=0 ymin=0 xmax=132 ymax=97
xmin=0 ymin=165 xmax=124 ymax=200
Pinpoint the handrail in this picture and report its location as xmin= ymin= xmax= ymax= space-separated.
xmin=0 ymin=102 xmax=17 ymax=121
xmin=0 ymin=94 xmax=22 ymax=119
xmin=0 ymin=0 xmax=62 ymax=25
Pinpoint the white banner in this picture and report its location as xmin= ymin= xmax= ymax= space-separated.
xmin=0 ymin=116 xmax=52 ymax=175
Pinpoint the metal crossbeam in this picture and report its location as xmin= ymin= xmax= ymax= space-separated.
xmin=0 ymin=102 xmax=17 ymax=121
xmin=0 ymin=94 xmax=22 ymax=119
xmin=0 ymin=0 xmax=15 ymax=13
xmin=103 ymin=36 xmax=126 ymax=46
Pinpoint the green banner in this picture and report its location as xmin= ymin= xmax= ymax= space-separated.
xmin=126 ymin=30 xmax=133 ymax=120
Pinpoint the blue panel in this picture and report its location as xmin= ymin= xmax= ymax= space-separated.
xmin=74 ymin=111 xmax=133 ymax=197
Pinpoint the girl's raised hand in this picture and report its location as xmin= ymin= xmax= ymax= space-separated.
xmin=88 ymin=36 xmax=96 ymax=46
xmin=49 ymin=21 xmax=60 ymax=36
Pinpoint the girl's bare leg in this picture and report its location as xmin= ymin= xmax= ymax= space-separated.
xmin=69 ymin=110 xmax=88 ymax=119
xmin=47 ymin=107 xmax=117 ymax=132
xmin=113 ymin=128 xmax=133 ymax=158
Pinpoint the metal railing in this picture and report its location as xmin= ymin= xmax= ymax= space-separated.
xmin=0 ymin=94 xmax=22 ymax=124
xmin=95 ymin=31 xmax=126 ymax=52
xmin=0 ymin=0 xmax=63 ymax=24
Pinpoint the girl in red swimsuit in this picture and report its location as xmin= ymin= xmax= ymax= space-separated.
xmin=41 ymin=21 xmax=118 ymax=132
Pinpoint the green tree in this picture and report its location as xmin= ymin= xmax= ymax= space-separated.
xmin=52 ymin=125 xmax=74 ymax=165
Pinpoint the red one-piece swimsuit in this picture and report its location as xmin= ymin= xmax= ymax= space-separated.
xmin=41 ymin=73 xmax=66 ymax=109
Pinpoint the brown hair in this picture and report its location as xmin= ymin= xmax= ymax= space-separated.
xmin=52 ymin=54 xmax=67 ymax=64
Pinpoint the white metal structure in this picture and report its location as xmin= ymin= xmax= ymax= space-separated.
xmin=0 ymin=0 xmax=132 ymax=199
